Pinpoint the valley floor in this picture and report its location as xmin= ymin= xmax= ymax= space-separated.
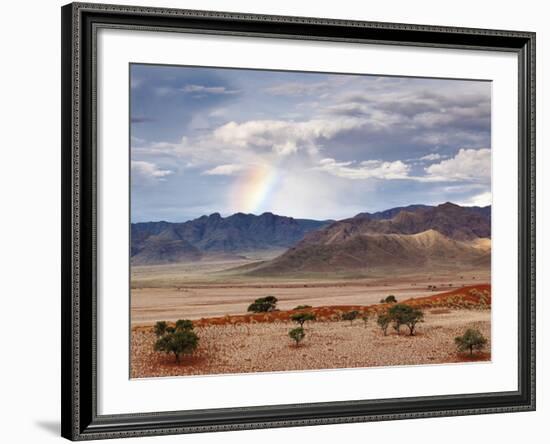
xmin=131 ymin=308 xmax=490 ymax=378
xmin=130 ymin=259 xmax=491 ymax=378
xmin=131 ymin=268 xmax=490 ymax=325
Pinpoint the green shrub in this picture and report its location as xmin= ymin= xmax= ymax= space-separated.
xmin=384 ymin=295 xmax=397 ymax=303
xmin=455 ymin=329 xmax=487 ymax=355
xmin=388 ymin=303 xmax=424 ymax=336
xmin=294 ymin=304 xmax=312 ymax=310
xmin=154 ymin=329 xmax=199 ymax=363
xmin=361 ymin=313 xmax=370 ymax=327
xmin=247 ymin=296 xmax=278 ymax=313
xmin=342 ymin=310 xmax=359 ymax=326
xmin=289 ymin=327 xmax=305 ymax=346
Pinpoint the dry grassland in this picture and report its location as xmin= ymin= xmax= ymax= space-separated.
xmin=131 ymin=285 xmax=491 ymax=378
xmin=131 ymin=308 xmax=490 ymax=378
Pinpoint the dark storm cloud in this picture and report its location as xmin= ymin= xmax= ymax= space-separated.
xmin=327 ymin=89 xmax=490 ymax=130
xmin=318 ymin=84 xmax=491 ymax=163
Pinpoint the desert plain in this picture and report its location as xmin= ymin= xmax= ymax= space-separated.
xmin=130 ymin=254 xmax=491 ymax=378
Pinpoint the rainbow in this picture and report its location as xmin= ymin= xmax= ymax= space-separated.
xmin=229 ymin=164 xmax=279 ymax=214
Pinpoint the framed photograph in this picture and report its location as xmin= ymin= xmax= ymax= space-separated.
xmin=61 ymin=2 xmax=536 ymax=440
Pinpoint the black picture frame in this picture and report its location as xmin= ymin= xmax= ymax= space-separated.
xmin=61 ymin=2 xmax=536 ymax=440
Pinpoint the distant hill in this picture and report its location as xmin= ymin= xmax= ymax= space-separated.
xmin=131 ymin=212 xmax=330 ymax=265
xmin=319 ymin=202 xmax=490 ymax=242
xmin=242 ymin=203 xmax=491 ymax=275
xmin=131 ymin=225 xmax=202 ymax=265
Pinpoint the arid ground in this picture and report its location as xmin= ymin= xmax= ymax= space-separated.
xmin=131 ymin=256 xmax=490 ymax=326
xmin=130 ymin=257 xmax=491 ymax=378
xmin=131 ymin=308 xmax=490 ymax=378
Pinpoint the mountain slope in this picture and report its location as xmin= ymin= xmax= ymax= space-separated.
xmin=131 ymin=225 xmax=202 ymax=265
xmin=242 ymin=203 xmax=491 ymax=275
xmin=246 ymin=229 xmax=490 ymax=275
xmin=131 ymin=212 xmax=330 ymax=264
xmin=307 ymin=202 xmax=490 ymax=244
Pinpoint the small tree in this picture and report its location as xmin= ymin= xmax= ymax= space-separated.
xmin=384 ymin=295 xmax=397 ymax=303
xmin=290 ymin=312 xmax=316 ymax=327
xmin=361 ymin=312 xmax=370 ymax=328
xmin=388 ymin=303 xmax=424 ymax=336
xmin=294 ymin=304 xmax=312 ymax=310
xmin=455 ymin=329 xmax=487 ymax=355
xmin=247 ymin=296 xmax=278 ymax=313
xmin=377 ymin=313 xmax=391 ymax=336
xmin=342 ymin=310 xmax=359 ymax=326
xmin=289 ymin=327 xmax=305 ymax=347
xmin=154 ymin=330 xmax=199 ymax=363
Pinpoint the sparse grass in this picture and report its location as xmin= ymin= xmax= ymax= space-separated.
xmin=149 ymin=284 xmax=491 ymax=329
xmin=130 ymin=262 xmax=491 ymax=378
xmin=131 ymin=308 xmax=490 ymax=378
xmin=430 ymin=309 xmax=452 ymax=315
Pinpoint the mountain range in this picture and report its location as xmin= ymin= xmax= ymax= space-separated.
xmin=131 ymin=203 xmax=491 ymax=270
xmin=244 ymin=202 xmax=491 ymax=275
xmin=131 ymin=212 xmax=330 ymax=265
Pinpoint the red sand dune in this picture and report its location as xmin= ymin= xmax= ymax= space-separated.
xmin=146 ymin=284 xmax=491 ymax=329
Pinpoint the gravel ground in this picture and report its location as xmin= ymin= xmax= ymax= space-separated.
xmin=131 ymin=308 xmax=490 ymax=378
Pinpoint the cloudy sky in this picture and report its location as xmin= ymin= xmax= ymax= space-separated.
xmin=130 ymin=64 xmax=491 ymax=223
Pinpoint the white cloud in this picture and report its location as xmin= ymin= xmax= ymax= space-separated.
xmin=424 ymin=148 xmax=491 ymax=182
xmin=202 ymin=164 xmax=246 ymax=176
xmin=180 ymin=85 xmax=240 ymax=95
xmin=132 ymin=116 xmax=375 ymax=173
xmin=419 ymin=153 xmax=442 ymax=161
xmin=457 ymin=191 xmax=492 ymax=207
xmin=131 ymin=160 xmax=173 ymax=183
xmin=314 ymin=148 xmax=491 ymax=183
xmin=212 ymin=118 xmax=366 ymax=156
xmin=315 ymin=158 xmax=411 ymax=180
xmin=132 ymin=135 xmax=259 ymax=168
